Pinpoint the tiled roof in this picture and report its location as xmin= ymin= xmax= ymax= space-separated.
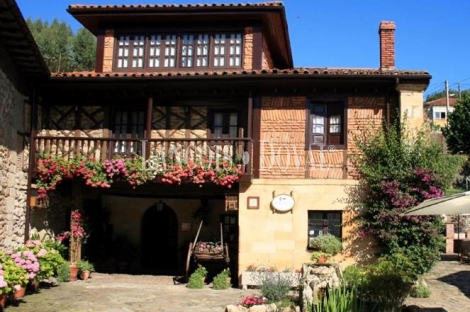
xmin=68 ymin=2 xmax=283 ymax=10
xmin=425 ymin=97 xmax=458 ymax=107
xmin=51 ymin=68 xmax=430 ymax=79
xmin=0 ymin=0 xmax=49 ymax=78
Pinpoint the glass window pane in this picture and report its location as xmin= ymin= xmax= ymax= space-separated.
xmin=330 ymin=125 xmax=340 ymax=133
xmin=229 ymin=113 xmax=238 ymax=125
xmin=313 ymin=125 xmax=324 ymax=133
xmin=214 ymin=113 xmax=223 ymax=126
xmin=313 ymin=135 xmax=324 ymax=143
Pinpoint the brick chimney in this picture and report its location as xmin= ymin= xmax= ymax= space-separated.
xmin=379 ymin=21 xmax=396 ymax=70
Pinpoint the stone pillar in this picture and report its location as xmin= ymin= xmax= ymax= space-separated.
xmin=396 ymin=85 xmax=428 ymax=129
xmin=446 ymin=223 xmax=454 ymax=254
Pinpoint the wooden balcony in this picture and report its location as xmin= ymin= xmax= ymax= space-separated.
xmin=33 ymin=136 xmax=252 ymax=181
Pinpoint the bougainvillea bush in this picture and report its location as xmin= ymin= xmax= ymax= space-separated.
xmin=351 ymin=120 xmax=465 ymax=279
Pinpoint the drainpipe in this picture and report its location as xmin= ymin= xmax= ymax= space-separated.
xmin=24 ymin=87 xmax=38 ymax=243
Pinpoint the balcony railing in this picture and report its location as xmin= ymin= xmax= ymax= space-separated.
xmin=33 ymin=136 xmax=252 ymax=176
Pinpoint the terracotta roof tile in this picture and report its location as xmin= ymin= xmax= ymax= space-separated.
xmin=51 ymin=68 xmax=430 ymax=79
xmin=68 ymin=2 xmax=283 ymax=10
xmin=425 ymin=97 xmax=458 ymax=107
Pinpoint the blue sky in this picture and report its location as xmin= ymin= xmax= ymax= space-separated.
xmin=16 ymin=0 xmax=470 ymax=97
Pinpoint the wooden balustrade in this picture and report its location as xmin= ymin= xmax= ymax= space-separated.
xmin=34 ymin=136 xmax=252 ymax=175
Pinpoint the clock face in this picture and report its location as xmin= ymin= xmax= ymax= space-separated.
xmin=271 ymin=194 xmax=295 ymax=212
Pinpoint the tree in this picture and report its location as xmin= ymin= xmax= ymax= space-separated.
xmin=442 ymin=95 xmax=470 ymax=155
xmin=26 ymin=18 xmax=95 ymax=72
xmin=426 ymin=89 xmax=470 ymax=102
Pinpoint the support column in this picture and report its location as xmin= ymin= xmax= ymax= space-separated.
xmin=396 ymin=84 xmax=428 ymax=129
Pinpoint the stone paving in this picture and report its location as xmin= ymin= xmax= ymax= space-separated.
xmin=3 ymin=259 xmax=470 ymax=312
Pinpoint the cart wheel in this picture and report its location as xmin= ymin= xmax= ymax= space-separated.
xmin=185 ymin=242 xmax=193 ymax=283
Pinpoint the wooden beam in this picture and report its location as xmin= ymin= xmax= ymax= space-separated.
xmin=252 ymin=96 xmax=261 ymax=178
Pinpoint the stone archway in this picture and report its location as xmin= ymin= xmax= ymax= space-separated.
xmin=141 ymin=203 xmax=178 ymax=273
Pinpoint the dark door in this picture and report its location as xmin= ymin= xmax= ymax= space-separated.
xmin=141 ymin=203 xmax=178 ymax=273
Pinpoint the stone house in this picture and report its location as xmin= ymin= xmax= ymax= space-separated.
xmin=12 ymin=1 xmax=430 ymax=283
xmin=0 ymin=0 xmax=49 ymax=249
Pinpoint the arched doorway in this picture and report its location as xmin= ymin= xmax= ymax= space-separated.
xmin=141 ymin=202 xmax=178 ymax=273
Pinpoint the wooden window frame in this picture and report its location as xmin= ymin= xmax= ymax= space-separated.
xmin=208 ymin=109 xmax=239 ymax=139
xmin=306 ymin=100 xmax=347 ymax=150
xmin=113 ymin=30 xmax=244 ymax=71
xmin=307 ymin=210 xmax=342 ymax=249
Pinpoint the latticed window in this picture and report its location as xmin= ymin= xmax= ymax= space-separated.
xmin=148 ymin=35 xmax=162 ymax=68
xmin=213 ymin=111 xmax=238 ymax=138
xmin=164 ymin=35 xmax=177 ymax=68
xmin=229 ymin=33 xmax=242 ymax=67
xmin=307 ymin=211 xmax=342 ymax=239
xmin=196 ymin=34 xmax=209 ymax=67
xmin=308 ymin=102 xmax=345 ymax=148
xmin=115 ymin=31 xmax=243 ymax=70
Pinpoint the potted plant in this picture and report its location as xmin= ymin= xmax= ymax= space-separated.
xmin=212 ymin=268 xmax=231 ymax=290
xmin=310 ymin=251 xmax=331 ymax=264
xmin=187 ymin=265 xmax=208 ymax=289
xmin=0 ymin=251 xmax=29 ymax=300
xmin=77 ymin=260 xmax=95 ymax=281
xmin=309 ymin=234 xmax=342 ymax=262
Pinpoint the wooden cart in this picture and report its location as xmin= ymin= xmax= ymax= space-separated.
xmin=185 ymin=221 xmax=230 ymax=282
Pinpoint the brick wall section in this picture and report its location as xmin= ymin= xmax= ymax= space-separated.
xmin=259 ymin=96 xmax=307 ymax=179
xmin=379 ymin=21 xmax=395 ymax=70
xmin=262 ymin=36 xmax=274 ymax=69
xmin=243 ymin=27 xmax=254 ymax=70
xmin=0 ymin=66 xmax=28 ymax=249
xmin=259 ymin=95 xmax=386 ymax=179
xmin=103 ymin=30 xmax=115 ymax=72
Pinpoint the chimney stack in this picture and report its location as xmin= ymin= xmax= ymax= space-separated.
xmin=379 ymin=21 xmax=395 ymax=70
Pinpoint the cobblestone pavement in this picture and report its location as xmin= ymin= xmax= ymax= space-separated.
xmin=404 ymin=258 xmax=470 ymax=312
xmin=4 ymin=259 xmax=470 ymax=312
xmin=4 ymin=274 xmax=259 ymax=312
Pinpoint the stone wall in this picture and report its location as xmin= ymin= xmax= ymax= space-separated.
xmin=0 ymin=67 xmax=28 ymax=249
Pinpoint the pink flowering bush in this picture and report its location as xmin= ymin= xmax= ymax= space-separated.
xmin=8 ymin=249 xmax=40 ymax=281
xmin=0 ymin=251 xmax=28 ymax=292
xmin=24 ymin=239 xmax=65 ymax=280
xmin=239 ymin=295 xmax=267 ymax=308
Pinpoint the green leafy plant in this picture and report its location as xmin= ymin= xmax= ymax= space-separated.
xmin=76 ymin=260 xmax=95 ymax=274
xmin=258 ymin=272 xmax=293 ymax=302
xmin=309 ymin=234 xmax=342 ymax=256
xmin=24 ymin=239 xmax=65 ymax=281
xmin=57 ymin=261 xmax=71 ymax=283
xmin=409 ymin=279 xmax=431 ymax=298
xmin=212 ymin=268 xmax=231 ymax=290
xmin=310 ymin=251 xmax=331 ymax=263
xmin=313 ymin=283 xmax=367 ymax=312
xmin=187 ymin=265 xmax=208 ymax=289
xmin=0 ymin=251 xmax=29 ymax=292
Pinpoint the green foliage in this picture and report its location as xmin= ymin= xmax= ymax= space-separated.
xmin=258 ymin=272 xmax=293 ymax=302
xmin=309 ymin=234 xmax=342 ymax=255
xmin=0 ymin=251 xmax=28 ymax=294
xmin=76 ymin=260 xmax=95 ymax=273
xmin=313 ymin=283 xmax=367 ymax=312
xmin=187 ymin=265 xmax=208 ymax=289
xmin=351 ymin=120 xmax=462 ymax=277
xmin=26 ymin=18 xmax=96 ymax=72
xmin=310 ymin=251 xmax=331 ymax=263
xmin=212 ymin=268 xmax=231 ymax=290
xmin=409 ymin=279 xmax=431 ymax=298
xmin=443 ymin=95 xmax=470 ymax=155
xmin=57 ymin=261 xmax=71 ymax=283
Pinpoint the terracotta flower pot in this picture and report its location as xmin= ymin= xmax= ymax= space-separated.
xmin=80 ymin=270 xmax=91 ymax=281
xmin=0 ymin=293 xmax=7 ymax=309
xmin=29 ymin=279 xmax=40 ymax=292
xmin=316 ymin=255 xmax=328 ymax=264
xmin=13 ymin=285 xmax=26 ymax=299
xmin=70 ymin=263 xmax=79 ymax=281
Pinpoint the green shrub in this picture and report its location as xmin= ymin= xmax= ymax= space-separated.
xmin=212 ymin=268 xmax=231 ymax=290
xmin=187 ymin=265 xmax=208 ymax=289
xmin=259 ymin=272 xmax=293 ymax=302
xmin=410 ymin=279 xmax=431 ymax=298
xmin=309 ymin=234 xmax=342 ymax=255
xmin=57 ymin=261 xmax=71 ymax=283
xmin=313 ymin=283 xmax=367 ymax=312
xmin=76 ymin=260 xmax=95 ymax=273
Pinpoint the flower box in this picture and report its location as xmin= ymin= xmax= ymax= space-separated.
xmin=240 ymin=271 xmax=301 ymax=290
